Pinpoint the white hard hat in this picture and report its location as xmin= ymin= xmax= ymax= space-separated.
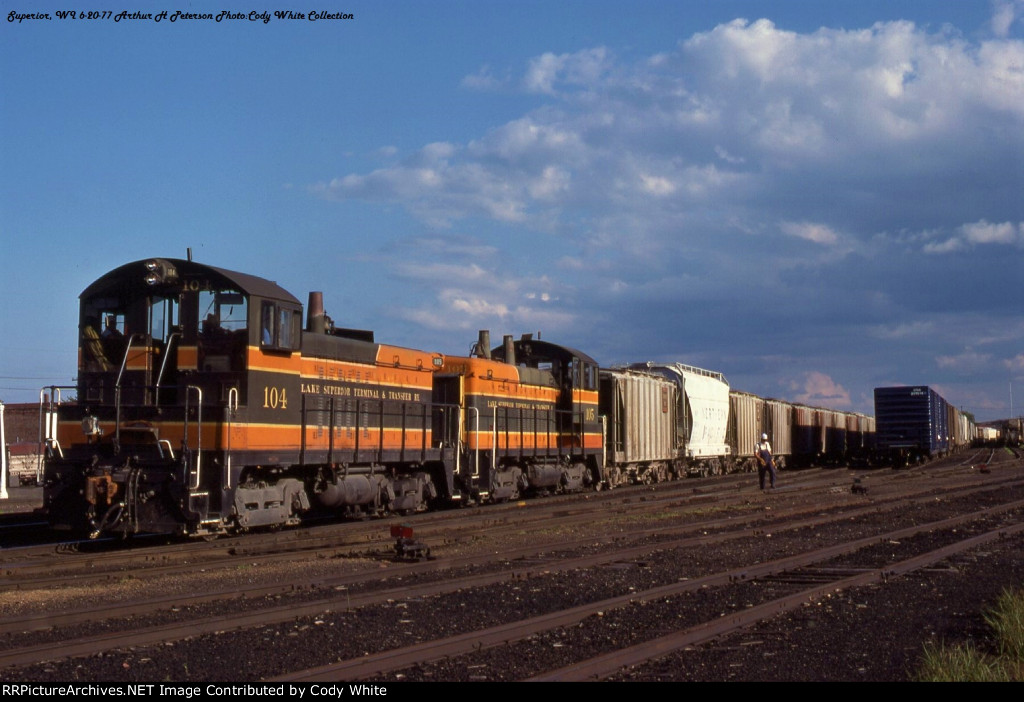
xmin=761 ymin=433 xmax=768 ymax=440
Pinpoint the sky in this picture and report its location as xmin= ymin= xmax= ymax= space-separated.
xmin=1 ymin=0 xmax=1022 ymax=422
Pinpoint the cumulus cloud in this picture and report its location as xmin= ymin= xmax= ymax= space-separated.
xmin=317 ymin=17 xmax=1023 ymax=255
xmin=779 ymin=221 xmax=840 ymax=245
xmin=461 ymin=64 xmax=503 ymax=90
xmin=962 ymin=220 xmax=1024 ymax=245
xmin=789 ymin=371 xmax=851 ymax=407
xmin=312 ymin=14 xmax=1024 ymax=418
xmin=523 ymin=47 xmax=613 ymax=94
xmin=936 ymin=350 xmax=993 ymax=373
xmin=991 ymin=0 xmax=1023 ymax=38
xmin=380 ymin=237 xmax=576 ymax=337
xmin=924 ymin=220 xmax=1024 ymax=254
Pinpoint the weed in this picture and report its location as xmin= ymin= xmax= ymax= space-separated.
xmin=916 ymin=587 xmax=1024 ymax=681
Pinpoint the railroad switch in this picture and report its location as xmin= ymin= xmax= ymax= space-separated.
xmin=391 ymin=524 xmax=432 ymax=561
xmin=851 ymin=478 xmax=868 ymax=495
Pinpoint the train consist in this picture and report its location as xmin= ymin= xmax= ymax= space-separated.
xmin=873 ymin=386 xmax=976 ymax=466
xmin=38 ymin=258 xmax=913 ymax=537
xmin=602 ymin=363 xmax=876 ymax=481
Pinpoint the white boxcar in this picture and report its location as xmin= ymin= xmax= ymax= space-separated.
xmin=977 ymin=426 xmax=999 ymax=442
xmin=629 ymin=362 xmax=731 ymax=474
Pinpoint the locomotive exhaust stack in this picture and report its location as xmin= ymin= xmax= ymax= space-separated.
xmin=475 ymin=330 xmax=491 ymax=359
xmin=307 ymin=291 xmax=326 ymax=334
xmin=503 ymin=335 xmax=516 ymax=365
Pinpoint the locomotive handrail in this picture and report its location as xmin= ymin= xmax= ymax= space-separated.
xmin=298 ymin=398 xmax=456 ymax=467
xmin=153 ymin=332 xmax=181 ymax=405
xmin=184 ymin=385 xmax=202 ymax=490
xmin=491 ymin=407 xmax=498 ymax=472
xmin=36 ymin=386 xmax=74 ymax=477
xmin=466 ymin=405 xmax=479 ymax=480
xmin=158 ymin=439 xmax=175 ymax=460
xmin=326 ymin=396 xmax=335 ymax=467
xmin=114 ymin=334 xmax=146 ymax=448
xmin=601 ymin=414 xmax=607 ymax=475
xmin=225 ymin=387 xmax=238 ymax=488
xmin=377 ymin=401 xmax=385 ymax=462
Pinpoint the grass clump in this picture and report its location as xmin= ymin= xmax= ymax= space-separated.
xmin=916 ymin=588 xmax=1024 ymax=681
xmin=917 ymin=642 xmax=1010 ymax=682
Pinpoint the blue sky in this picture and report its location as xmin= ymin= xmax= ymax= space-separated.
xmin=1 ymin=0 xmax=1022 ymax=421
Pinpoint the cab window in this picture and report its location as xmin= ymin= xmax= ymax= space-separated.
xmin=261 ymin=301 xmax=300 ymax=351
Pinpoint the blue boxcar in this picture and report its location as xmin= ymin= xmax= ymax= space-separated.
xmin=874 ymin=386 xmax=949 ymax=463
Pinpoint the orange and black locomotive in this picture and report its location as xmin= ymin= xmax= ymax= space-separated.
xmin=43 ymin=257 xmax=605 ymax=537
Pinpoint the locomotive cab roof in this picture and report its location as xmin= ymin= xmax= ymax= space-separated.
xmin=81 ymin=258 xmax=300 ymax=305
xmin=492 ymin=336 xmax=599 ymax=368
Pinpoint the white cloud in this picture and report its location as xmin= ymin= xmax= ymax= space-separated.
xmin=318 ymin=17 xmax=1024 ymax=248
xmin=925 ymin=220 xmax=1024 ymax=254
xmin=779 ymin=221 xmax=840 ymax=245
xmin=714 ymin=145 xmax=745 ymax=164
xmin=1006 ymin=354 xmax=1024 ymax=373
xmin=313 ymin=16 xmax=1023 ymax=412
xmin=524 ymin=47 xmax=612 ymax=95
xmin=923 ymin=237 xmax=963 ymax=254
xmin=639 ymin=174 xmax=675 ymax=196
xmin=789 ymin=371 xmax=851 ymax=407
xmin=991 ymin=0 xmax=1023 ymax=38
xmin=462 ymin=64 xmax=502 ymax=90
xmin=962 ymin=220 xmax=1023 ymax=245
xmin=936 ymin=350 xmax=993 ymax=373
xmin=528 ymin=166 xmax=571 ymax=200
xmin=445 ymin=293 xmax=510 ymax=319
xmin=870 ymin=321 xmax=935 ymax=340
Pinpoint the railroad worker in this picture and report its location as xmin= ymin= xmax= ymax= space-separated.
xmin=101 ymin=315 xmax=122 ymax=339
xmin=755 ymin=433 xmax=776 ymax=491
xmin=203 ymin=312 xmax=222 ymax=336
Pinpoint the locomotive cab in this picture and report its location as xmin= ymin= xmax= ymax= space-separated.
xmin=46 ymin=258 xmax=302 ymax=536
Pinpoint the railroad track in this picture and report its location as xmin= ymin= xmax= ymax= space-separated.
xmin=0 ymin=457 xmax=1021 ymax=680
xmin=271 ymin=508 xmax=1024 ymax=682
xmin=0 ymin=459 xmax=1005 ymax=589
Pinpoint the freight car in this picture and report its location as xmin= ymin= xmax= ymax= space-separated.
xmin=873 ymin=386 xmax=973 ymax=466
xmin=626 ymin=362 xmax=732 ymax=477
xmin=725 ymin=393 xmax=872 ymax=470
xmin=599 ymin=365 xmax=871 ymax=478
xmin=598 ymin=368 xmax=678 ymax=484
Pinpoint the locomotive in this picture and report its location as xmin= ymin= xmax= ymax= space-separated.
xmin=42 ymin=257 xmax=875 ymax=538
xmin=43 ymin=258 xmax=605 ymax=537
